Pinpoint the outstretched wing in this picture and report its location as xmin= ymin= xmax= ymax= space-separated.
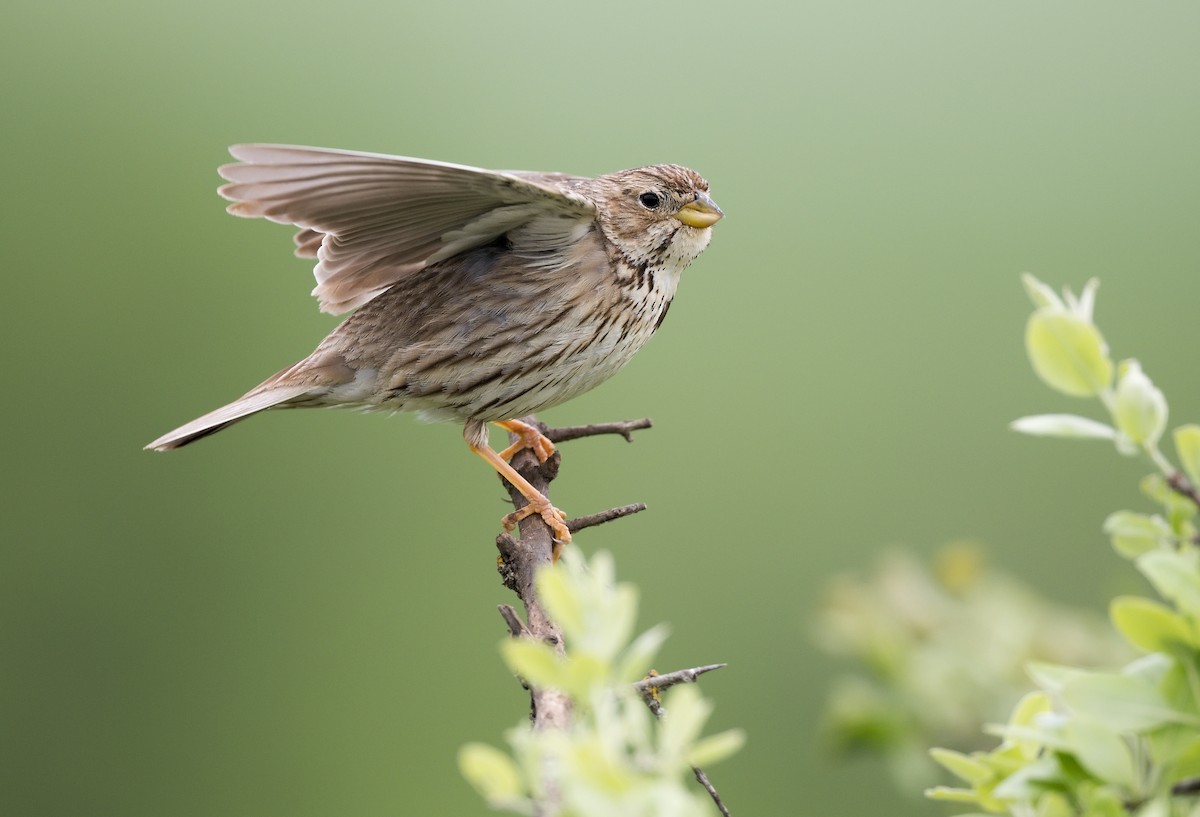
xmin=218 ymin=145 xmax=596 ymax=314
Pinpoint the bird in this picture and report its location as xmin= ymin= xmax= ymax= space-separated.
xmin=146 ymin=144 xmax=723 ymax=551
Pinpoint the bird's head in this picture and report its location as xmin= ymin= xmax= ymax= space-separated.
xmin=587 ymin=164 xmax=723 ymax=269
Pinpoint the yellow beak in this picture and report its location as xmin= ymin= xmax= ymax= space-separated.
xmin=675 ymin=192 xmax=724 ymax=228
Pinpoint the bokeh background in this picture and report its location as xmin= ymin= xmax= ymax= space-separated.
xmin=4 ymin=2 xmax=1199 ymax=815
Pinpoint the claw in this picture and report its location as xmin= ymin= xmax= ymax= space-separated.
xmin=503 ymin=498 xmax=572 ymax=559
xmin=468 ymin=425 xmax=571 ymax=562
xmin=496 ymin=419 xmax=556 ymax=463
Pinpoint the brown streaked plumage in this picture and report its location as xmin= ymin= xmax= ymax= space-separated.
xmin=146 ymin=144 xmax=723 ymax=551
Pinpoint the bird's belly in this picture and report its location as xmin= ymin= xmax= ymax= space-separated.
xmin=388 ymin=289 xmax=669 ymax=424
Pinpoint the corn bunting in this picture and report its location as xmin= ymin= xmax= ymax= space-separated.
xmin=147 ymin=144 xmax=723 ymax=548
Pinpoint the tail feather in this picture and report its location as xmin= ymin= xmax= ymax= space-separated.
xmin=145 ymin=385 xmax=313 ymax=451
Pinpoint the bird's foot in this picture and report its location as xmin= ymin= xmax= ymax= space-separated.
xmin=496 ymin=419 xmax=556 ymax=463
xmin=503 ymin=497 xmax=572 ymax=559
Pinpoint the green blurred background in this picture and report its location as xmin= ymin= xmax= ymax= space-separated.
xmin=4 ymin=2 xmax=1199 ymax=814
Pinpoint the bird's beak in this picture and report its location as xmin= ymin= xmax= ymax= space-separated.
xmin=675 ymin=193 xmax=724 ymax=228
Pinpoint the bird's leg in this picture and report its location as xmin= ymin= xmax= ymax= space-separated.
xmin=495 ymin=418 xmax=556 ymax=463
xmin=465 ymin=424 xmax=572 ymax=555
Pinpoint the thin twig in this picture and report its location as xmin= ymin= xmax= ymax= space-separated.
xmin=692 ymin=767 xmax=733 ymax=817
xmin=567 ymin=503 xmax=648 ymax=533
xmin=635 ymin=664 xmax=733 ymax=817
xmin=1174 ymin=777 xmax=1200 ymax=796
xmin=497 ymin=604 xmax=529 ymax=638
xmin=544 ymin=417 xmax=653 ymax=444
xmin=634 ymin=663 xmax=728 ymax=695
xmin=1168 ymin=472 xmax=1200 ymax=509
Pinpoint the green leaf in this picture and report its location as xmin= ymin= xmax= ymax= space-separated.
xmin=1111 ymin=596 xmax=1194 ymax=653
xmin=1148 ymin=725 xmax=1200 ymax=785
xmin=687 ymin=728 xmax=746 ymax=767
xmin=930 ymin=748 xmax=993 ymax=785
xmin=1113 ymin=360 xmax=1168 ymax=447
xmin=1028 ymin=662 xmax=1090 ymax=694
xmin=613 ymin=624 xmax=670 ymax=684
xmin=534 ymin=563 xmax=584 ymax=642
xmin=992 ymin=753 xmax=1063 ymax=800
xmin=1008 ymin=690 xmax=1055 ymax=760
xmin=1022 ymin=273 xmax=1064 ymax=310
xmin=1035 ymin=791 xmax=1074 ymax=817
xmin=1010 ymin=414 xmax=1117 ymax=440
xmin=500 ymin=639 xmax=566 ymax=689
xmin=1079 ymin=785 xmax=1131 ymax=817
xmin=657 ymin=685 xmax=712 ymax=763
xmin=1064 ymin=717 xmax=1136 ymax=788
xmin=983 ymin=723 xmax=1070 ymax=754
xmin=1122 ymin=652 xmax=1175 ymax=686
xmin=1176 ymin=425 xmax=1200 ymax=487
xmin=1137 ymin=550 xmax=1200 ymax=619
xmin=458 ymin=742 xmax=526 ymax=805
xmin=1025 ymin=310 xmax=1113 ymax=397
xmin=1134 ymin=796 xmax=1171 ymax=817
xmin=1063 ymin=673 xmax=1195 ymax=732
xmin=925 ymin=786 xmax=982 ymax=803
xmin=1103 ymin=512 xmax=1173 ymax=559
xmin=559 ymin=650 xmax=609 ymax=698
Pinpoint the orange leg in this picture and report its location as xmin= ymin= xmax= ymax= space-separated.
xmin=468 ymin=437 xmax=572 ymax=558
xmin=495 ymin=419 xmax=556 ymax=463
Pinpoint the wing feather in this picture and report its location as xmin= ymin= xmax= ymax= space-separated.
xmin=217 ymin=144 xmax=596 ymax=313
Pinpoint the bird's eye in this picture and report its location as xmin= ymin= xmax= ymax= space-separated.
xmin=638 ymin=192 xmax=662 ymax=210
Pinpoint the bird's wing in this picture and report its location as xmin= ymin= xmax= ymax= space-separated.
xmin=218 ymin=144 xmax=596 ymax=314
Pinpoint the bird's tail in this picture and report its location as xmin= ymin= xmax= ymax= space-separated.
xmin=145 ymin=384 xmax=313 ymax=451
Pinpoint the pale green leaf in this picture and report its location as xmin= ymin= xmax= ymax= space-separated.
xmin=992 ymin=753 xmax=1063 ymax=800
xmin=1111 ymin=596 xmax=1194 ymax=653
xmin=1022 ymin=273 xmax=1064 ymax=310
xmin=1137 ymin=550 xmax=1200 ymax=619
xmin=1122 ymin=652 xmax=1176 ymax=686
xmin=1036 ymin=791 xmax=1074 ymax=817
xmin=592 ymin=583 xmax=638 ymax=662
xmin=1063 ymin=673 xmax=1195 ymax=731
xmin=1113 ymin=360 xmax=1168 ymax=447
xmin=1141 ymin=473 xmax=1171 ymax=504
xmin=925 ymin=786 xmax=983 ymax=803
xmin=1074 ymin=278 xmax=1100 ymax=322
xmin=1104 ymin=512 xmax=1173 ymax=559
xmin=559 ymin=651 xmax=609 ymax=698
xmin=657 ymin=685 xmax=711 ymax=764
xmin=534 ymin=563 xmax=584 ymax=642
xmin=1134 ymin=796 xmax=1171 ymax=817
xmin=1027 ymin=662 xmax=1090 ymax=694
xmin=458 ymin=743 xmax=527 ymax=805
xmin=1175 ymin=425 xmax=1200 ymax=487
xmin=1025 ymin=310 xmax=1113 ymax=397
xmin=500 ymin=639 xmax=566 ymax=689
xmin=613 ymin=624 xmax=670 ymax=684
xmin=983 ymin=723 xmax=1070 ymax=754
xmin=1008 ymin=690 xmax=1055 ymax=759
xmin=1064 ymin=717 xmax=1136 ymax=788
xmin=1080 ymin=786 xmax=1131 ymax=817
xmin=687 ymin=728 xmax=746 ymax=767
xmin=1010 ymin=414 xmax=1117 ymax=439
xmin=930 ymin=747 xmax=993 ymax=785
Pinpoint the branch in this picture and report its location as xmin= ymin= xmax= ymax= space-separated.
xmin=1175 ymin=777 xmax=1200 ymax=796
xmin=636 ymin=664 xmax=734 ymax=817
xmin=492 ymin=414 xmax=655 ymax=817
xmin=568 ymin=503 xmax=647 ymax=533
xmin=634 ymin=663 xmax=728 ymax=696
xmin=543 ymin=417 xmax=653 ymax=444
xmin=497 ymin=603 xmax=529 ymax=638
xmin=492 ymin=417 xmax=731 ymax=815
xmin=1168 ymin=471 xmax=1200 ymax=509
